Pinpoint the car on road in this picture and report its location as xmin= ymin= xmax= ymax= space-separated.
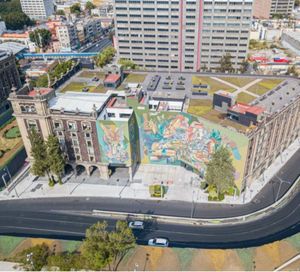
xmin=148 ymin=238 xmax=169 ymax=247
xmin=128 ymin=221 xmax=144 ymax=230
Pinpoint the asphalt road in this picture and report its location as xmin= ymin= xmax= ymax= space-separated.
xmin=0 ymin=149 xmax=299 ymax=248
xmin=82 ymin=37 xmax=112 ymax=53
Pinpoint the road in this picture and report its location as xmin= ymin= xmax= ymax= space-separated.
xmin=0 ymin=149 xmax=299 ymax=248
xmin=81 ymin=37 xmax=112 ymax=53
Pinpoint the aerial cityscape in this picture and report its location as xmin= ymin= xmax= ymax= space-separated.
xmin=0 ymin=0 xmax=299 ymax=271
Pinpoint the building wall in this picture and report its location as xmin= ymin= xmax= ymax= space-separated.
xmin=20 ymin=0 xmax=54 ymax=19
xmin=114 ymin=0 xmax=252 ymax=72
xmin=252 ymin=0 xmax=272 ymax=19
xmin=270 ymin=0 xmax=295 ymax=16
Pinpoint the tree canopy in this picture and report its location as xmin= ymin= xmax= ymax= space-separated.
xmin=118 ymin=58 xmax=137 ymax=70
xmin=217 ymin=53 xmax=235 ymax=73
xmin=82 ymin=221 xmax=136 ymax=270
xmin=85 ymin=1 xmax=95 ymax=10
xmin=0 ymin=0 xmax=34 ymax=30
xmin=95 ymin=46 xmax=116 ymax=68
xmin=29 ymin=29 xmax=52 ymax=48
xmin=70 ymin=3 xmax=81 ymax=14
xmin=205 ymin=146 xmax=235 ymax=195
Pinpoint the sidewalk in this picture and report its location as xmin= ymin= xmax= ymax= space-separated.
xmin=0 ymin=138 xmax=299 ymax=205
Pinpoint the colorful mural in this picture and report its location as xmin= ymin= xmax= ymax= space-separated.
xmin=97 ymin=120 xmax=130 ymax=164
xmin=97 ymin=98 xmax=249 ymax=188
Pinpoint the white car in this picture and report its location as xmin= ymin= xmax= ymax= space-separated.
xmin=148 ymin=238 xmax=169 ymax=247
xmin=128 ymin=221 xmax=144 ymax=230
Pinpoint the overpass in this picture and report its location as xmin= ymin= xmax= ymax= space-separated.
xmin=17 ymin=52 xmax=98 ymax=60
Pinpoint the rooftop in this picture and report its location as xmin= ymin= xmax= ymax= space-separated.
xmin=48 ymin=92 xmax=111 ymax=114
xmin=28 ymin=88 xmax=53 ymax=97
xmin=252 ymin=79 xmax=300 ymax=114
xmin=0 ymin=42 xmax=27 ymax=55
xmin=104 ymin=74 xmax=121 ymax=83
xmin=229 ymin=103 xmax=265 ymax=116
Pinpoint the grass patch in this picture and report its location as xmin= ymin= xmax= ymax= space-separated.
xmin=187 ymin=99 xmax=212 ymax=117
xmin=4 ymin=127 xmax=20 ymax=139
xmin=60 ymin=240 xmax=82 ymax=253
xmin=0 ymin=236 xmax=25 ymax=257
xmin=236 ymin=92 xmax=256 ymax=104
xmin=93 ymin=84 xmax=107 ymax=93
xmin=236 ymin=248 xmax=255 ymax=271
xmin=60 ymin=82 xmax=96 ymax=93
xmin=78 ymin=70 xmax=105 ymax=79
xmin=247 ymin=79 xmax=283 ymax=96
xmin=192 ymin=76 xmax=236 ymax=94
xmin=219 ymin=77 xmax=255 ymax=87
xmin=124 ymin=73 xmax=146 ymax=83
xmin=173 ymin=248 xmax=194 ymax=270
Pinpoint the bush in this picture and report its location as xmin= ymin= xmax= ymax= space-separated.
xmin=200 ymin=181 xmax=208 ymax=190
xmin=149 ymin=184 xmax=166 ymax=197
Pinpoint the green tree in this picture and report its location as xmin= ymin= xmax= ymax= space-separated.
xmin=82 ymin=221 xmax=135 ymax=270
xmin=85 ymin=1 xmax=95 ymax=11
xmin=70 ymin=3 xmax=81 ymax=14
xmin=18 ymin=243 xmax=51 ymax=271
xmin=217 ymin=53 xmax=234 ymax=73
xmin=253 ymin=62 xmax=258 ymax=71
xmin=240 ymin=59 xmax=249 ymax=74
xmin=286 ymin=65 xmax=299 ymax=76
xmin=1 ymin=12 xmax=34 ymax=30
xmin=205 ymin=146 xmax=235 ymax=195
xmin=29 ymin=29 xmax=52 ymax=48
xmin=46 ymin=252 xmax=83 ymax=271
xmin=28 ymin=129 xmax=51 ymax=182
xmin=46 ymin=134 xmax=65 ymax=183
xmin=95 ymin=46 xmax=116 ymax=68
xmin=55 ymin=9 xmax=65 ymax=15
xmin=118 ymin=58 xmax=137 ymax=70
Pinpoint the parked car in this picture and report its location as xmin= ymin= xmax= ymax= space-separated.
xmin=92 ymin=77 xmax=99 ymax=82
xmin=82 ymin=87 xmax=89 ymax=92
xmin=128 ymin=221 xmax=144 ymax=230
xmin=148 ymin=238 xmax=169 ymax=247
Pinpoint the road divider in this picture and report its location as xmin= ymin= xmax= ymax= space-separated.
xmin=93 ymin=176 xmax=300 ymax=226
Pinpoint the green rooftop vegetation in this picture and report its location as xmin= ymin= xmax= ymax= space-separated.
xmin=236 ymin=92 xmax=256 ymax=104
xmin=78 ymin=70 xmax=105 ymax=79
xmin=192 ymin=76 xmax=236 ymax=94
xmin=218 ymin=77 xmax=255 ymax=88
xmin=247 ymin=79 xmax=284 ymax=96
xmin=187 ymin=99 xmax=212 ymax=117
xmin=60 ymin=82 xmax=96 ymax=93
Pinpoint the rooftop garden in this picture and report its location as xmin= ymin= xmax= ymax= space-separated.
xmin=218 ymin=77 xmax=255 ymax=88
xmin=123 ymin=73 xmax=147 ymax=83
xmin=78 ymin=70 xmax=105 ymax=79
xmin=247 ymin=79 xmax=284 ymax=96
xmin=60 ymin=82 xmax=96 ymax=93
xmin=192 ymin=76 xmax=236 ymax=94
xmin=187 ymin=99 xmax=212 ymax=117
xmin=236 ymin=92 xmax=257 ymax=104
xmin=0 ymin=119 xmax=23 ymax=169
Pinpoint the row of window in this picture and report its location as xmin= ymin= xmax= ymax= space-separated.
xmin=53 ymin=120 xmax=92 ymax=131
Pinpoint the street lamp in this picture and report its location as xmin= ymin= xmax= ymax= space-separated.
xmin=191 ymin=189 xmax=195 ymax=218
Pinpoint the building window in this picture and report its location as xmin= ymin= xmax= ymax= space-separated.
xmin=53 ymin=120 xmax=62 ymax=130
xmin=67 ymin=121 xmax=77 ymax=131
xmin=72 ymin=139 xmax=79 ymax=147
xmin=74 ymin=147 xmax=80 ymax=154
xmin=89 ymin=156 xmax=95 ymax=162
xmin=86 ymin=140 xmax=92 ymax=147
xmin=27 ymin=120 xmax=38 ymax=131
xmin=88 ymin=147 xmax=94 ymax=155
xmin=85 ymin=132 xmax=91 ymax=138
xmin=71 ymin=132 xmax=77 ymax=138
xmin=56 ymin=131 xmax=64 ymax=137
xmin=82 ymin=122 xmax=91 ymax=131
xmin=76 ymin=155 xmax=81 ymax=161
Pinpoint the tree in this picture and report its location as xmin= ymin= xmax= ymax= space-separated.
xmin=70 ymin=3 xmax=81 ymax=14
xmin=46 ymin=252 xmax=83 ymax=271
xmin=217 ymin=53 xmax=234 ymax=73
xmin=95 ymin=46 xmax=116 ymax=68
xmin=240 ymin=60 xmax=249 ymax=74
xmin=82 ymin=221 xmax=135 ymax=270
xmin=205 ymin=146 xmax=235 ymax=195
xmin=55 ymin=9 xmax=65 ymax=15
xmin=253 ymin=62 xmax=258 ymax=71
xmin=18 ymin=243 xmax=51 ymax=271
xmin=286 ymin=65 xmax=299 ymax=76
xmin=85 ymin=1 xmax=95 ymax=11
xmin=29 ymin=29 xmax=52 ymax=48
xmin=28 ymin=129 xmax=51 ymax=181
xmin=118 ymin=58 xmax=137 ymax=70
xmin=1 ymin=12 xmax=34 ymax=30
xmin=46 ymin=134 xmax=65 ymax=183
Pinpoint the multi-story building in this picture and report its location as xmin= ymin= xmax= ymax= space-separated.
xmin=253 ymin=0 xmax=295 ymax=18
xmin=56 ymin=22 xmax=79 ymax=52
xmin=0 ymin=51 xmax=22 ymax=125
xmin=20 ymin=0 xmax=54 ymax=20
xmin=75 ymin=18 xmax=103 ymax=45
xmin=114 ymin=0 xmax=253 ymax=72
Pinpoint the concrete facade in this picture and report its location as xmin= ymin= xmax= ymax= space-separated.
xmin=114 ymin=0 xmax=252 ymax=72
xmin=20 ymin=0 xmax=54 ymax=19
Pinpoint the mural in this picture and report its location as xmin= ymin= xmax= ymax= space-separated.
xmin=97 ymin=120 xmax=130 ymax=164
xmin=97 ymin=98 xmax=249 ymax=188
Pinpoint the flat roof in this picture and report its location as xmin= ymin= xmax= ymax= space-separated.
xmin=229 ymin=103 xmax=265 ymax=115
xmin=28 ymin=88 xmax=53 ymax=97
xmin=0 ymin=42 xmax=27 ymax=55
xmin=49 ymin=92 xmax=111 ymax=114
xmin=253 ymin=79 xmax=300 ymax=114
xmin=104 ymin=74 xmax=121 ymax=83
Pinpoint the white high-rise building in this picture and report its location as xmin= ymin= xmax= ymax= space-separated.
xmin=56 ymin=23 xmax=79 ymax=52
xmin=114 ymin=0 xmax=253 ymax=72
xmin=20 ymin=0 xmax=54 ymax=20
